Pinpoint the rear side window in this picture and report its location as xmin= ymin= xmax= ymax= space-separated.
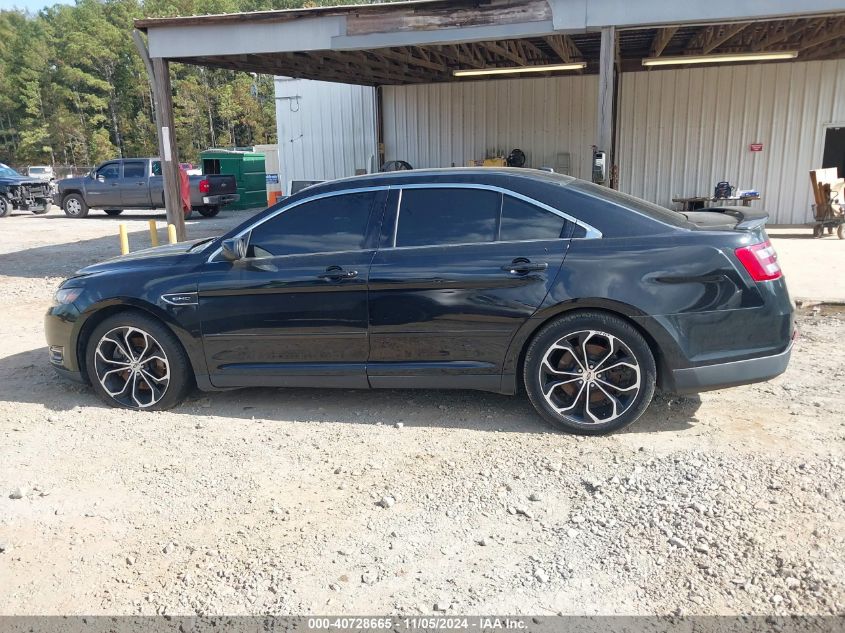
xmin=500 ymin=195 xmax=566 ymax=241
xmin=123 ymin=162 xmax=146 ymax=178
xmin=396 ymin=188 xmax=499 ymax=247
xmin=248 ymin=192 xmax=375 ymax=257
xmin=570 ymin=181 xmax=690 ymax=228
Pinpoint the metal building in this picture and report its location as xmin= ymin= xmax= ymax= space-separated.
xmin=274 ymin=78 xmax=377 ymax=190
xmin=134 ymin=0 xmax=845 ymax=235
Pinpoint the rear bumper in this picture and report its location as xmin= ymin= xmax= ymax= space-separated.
xmin=670 ymin=341 xmax=792 ymax=394
xmin=202 ymin=194 xmax=240 ymax=206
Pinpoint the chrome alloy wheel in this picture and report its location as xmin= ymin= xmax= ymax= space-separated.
xmin=539 ymin=329 xmax=641 ymax=425
xmin=93 ymin=327 xmax=170 ymax=408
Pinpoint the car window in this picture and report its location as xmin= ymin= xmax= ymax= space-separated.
xmin=98 ymin=163 xmax=120 ymax=180
xmin=123 ymin=162 xmax=146 ymax=178
xmin=248 ymin=192 xmax=375 ymax=258
xmin=151 ymin=161 xmax=162 ymax=176
xmin=500 ymin=195 xmax=566 ymax=241
xmin=569 ymin=180 xmax=690 ymax=228
xmin=396 ymin=188 xmax=498 ymax=247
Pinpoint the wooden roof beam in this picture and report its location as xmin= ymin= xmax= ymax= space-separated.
xmin=751 ymin=19 xmax=809 ymax=51
xmin=702 ymin=23 xmax=749 ymax=54
xmin=650 ymin=26 xmax=678 ymax=57
xmin=687 ymin=22 xmax=750 ymax=54
xmin=371 ymin=47 xmax=449 ymax=74
xmin=801 ymin=35 xmax=845 ymax=60
xmin=479 ymin=40 xmax=528 ymax=66
xmin=544 ymin=34 xmax=582 ymax=63
xmin=797 ymin=17 xmax=845 ymax=51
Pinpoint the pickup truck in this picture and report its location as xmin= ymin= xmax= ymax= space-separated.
xmin=0 ymin=162 xmax=53 ymax=217
xmin=57 ymin=158 xmax=239 ymax=219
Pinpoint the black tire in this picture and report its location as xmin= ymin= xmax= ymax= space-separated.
xmin=197 ymin=205 xmax=220 ymax=218
xmin=84 ymin=311 xmax=193 ymax=411
xmin=104 ymin=209 xmax=123 ymax=216
xmin=0 ymin=196 xmax=10 ymax=218
xmin=523 ymin=311 xmax=657 ymax=435
xmin=62 ymin=193 xmax=89 ymax=218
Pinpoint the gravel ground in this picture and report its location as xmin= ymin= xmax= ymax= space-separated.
xmin=0 ymin=209 xmax=843 ymax=616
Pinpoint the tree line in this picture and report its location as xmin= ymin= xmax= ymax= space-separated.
xmin=0 ymin=0 xmax=379 ymax=170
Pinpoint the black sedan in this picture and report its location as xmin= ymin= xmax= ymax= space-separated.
xmin=45 ymin=169 xmax=793 ymax=434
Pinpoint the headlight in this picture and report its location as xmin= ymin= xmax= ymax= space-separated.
xmin=53 ymin=287 xmax=83 ymax=305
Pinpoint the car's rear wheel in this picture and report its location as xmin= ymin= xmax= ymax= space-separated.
xmin=197 ymin=205 xmax=220 ymax=218
xmin=85 ymin=312 xmax=192 ymax=410
xmin=104 ymin=209 xmax=123 ymax=216
xmin=63 ymin=193 xmax=88 ymax=218
xmin=0 ymin=196 xmax=10 ymax=218
xmin=524 ymin=311 xmax=656 ymax=435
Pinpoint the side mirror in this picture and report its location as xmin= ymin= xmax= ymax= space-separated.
xmin=96 ymin=175 xmax=105 ymax=183
xmin=221 ymin=236 xmax=248 ymax=261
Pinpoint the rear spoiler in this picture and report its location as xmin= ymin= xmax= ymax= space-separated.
xmin=700 ymin=207 xmax=769 ymax=231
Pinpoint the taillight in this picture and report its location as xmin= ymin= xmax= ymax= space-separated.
xmin=199 ymin=179 xmax=210 ymax=194
xmin=735 ymin=240 xmax=782 ymax=281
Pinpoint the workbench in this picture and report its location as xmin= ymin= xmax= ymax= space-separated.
xmin=672 ymin=194 xmax=760 ymax=212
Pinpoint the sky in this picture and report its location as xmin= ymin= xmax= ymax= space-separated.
xmin=0 ymin=0 xmax=72 ymax=11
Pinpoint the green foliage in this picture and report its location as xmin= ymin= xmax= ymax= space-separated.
xmin=0 ymin=0 xmax=384 ymax=168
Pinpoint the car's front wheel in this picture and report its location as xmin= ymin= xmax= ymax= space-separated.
xmin=85 ymin=312 xmax=193 ymax=410
xmin=524 ymin=311 xmax=656 ymax=435
xmin=62 ymin=193 xmax=89 ymax=218
xmin=0 ymin=196 xmax=11 ymax=218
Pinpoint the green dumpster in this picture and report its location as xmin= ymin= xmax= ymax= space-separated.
xmin=200 ymin=149 xmax=266 ymax=211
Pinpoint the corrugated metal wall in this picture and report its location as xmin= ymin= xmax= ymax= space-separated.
xmin=617 ymin=60 xmax=845 ymax=225
xmin=382 ymin=76 xmax=598 ymax=179
xmin=274 ymin=77 xmax=377 ymax=190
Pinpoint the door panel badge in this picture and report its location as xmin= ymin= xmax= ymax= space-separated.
xmin=161 ymin=292 xmax=198 ymax=306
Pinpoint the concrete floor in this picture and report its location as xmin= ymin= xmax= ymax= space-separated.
xmin=767 ymin=227 xmax=845 ymax=303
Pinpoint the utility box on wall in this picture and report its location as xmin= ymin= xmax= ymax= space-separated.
xmin=200 ymin=149 xmax=266 ymax=211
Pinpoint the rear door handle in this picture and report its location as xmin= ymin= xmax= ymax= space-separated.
xmin=501 ymin=259 xmax=548 ymax=274
xmin=318 ymin=266 xmax=358 ymax=280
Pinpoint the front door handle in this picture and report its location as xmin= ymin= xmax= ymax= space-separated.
xmin=501 ymin=259 xmax=548 ymax=274
xmin=318 ymin=266 xmax=358 ymax=281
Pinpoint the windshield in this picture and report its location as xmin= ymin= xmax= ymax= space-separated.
xmin=0 ymin=163 xmax=22 ymax=178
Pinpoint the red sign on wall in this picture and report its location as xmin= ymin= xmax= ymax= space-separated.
xmin=749 ymin=143 xmax=764 ymax=152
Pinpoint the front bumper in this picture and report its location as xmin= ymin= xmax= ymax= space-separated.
xmin=45 ymin=302 xmax=84 ymax=380
xmin=202 ymin=194 xmax=240 ymax=206
xmin=671 ymin=340 xmax=792 ymax=394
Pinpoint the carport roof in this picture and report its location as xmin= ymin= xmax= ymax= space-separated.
xmin=135 ymin=1 xmax=845 ymax=85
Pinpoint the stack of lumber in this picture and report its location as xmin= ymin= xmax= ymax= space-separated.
xmin=809 ymin=168 xmax=844 ymax=221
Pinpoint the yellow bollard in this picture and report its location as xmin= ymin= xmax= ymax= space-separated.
xmin=148 ymin=219 xmax=159 ymax=247
xmin=118 ymin=223 xmax=129 ymax=255
xmin=167 ymin=223 xmax=177 ymax=244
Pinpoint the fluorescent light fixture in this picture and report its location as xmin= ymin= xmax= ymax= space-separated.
xmin=453 ymin=62 xmax=586 ymax=77
xmin=642 ymin=51 xmax=798 ymax=67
